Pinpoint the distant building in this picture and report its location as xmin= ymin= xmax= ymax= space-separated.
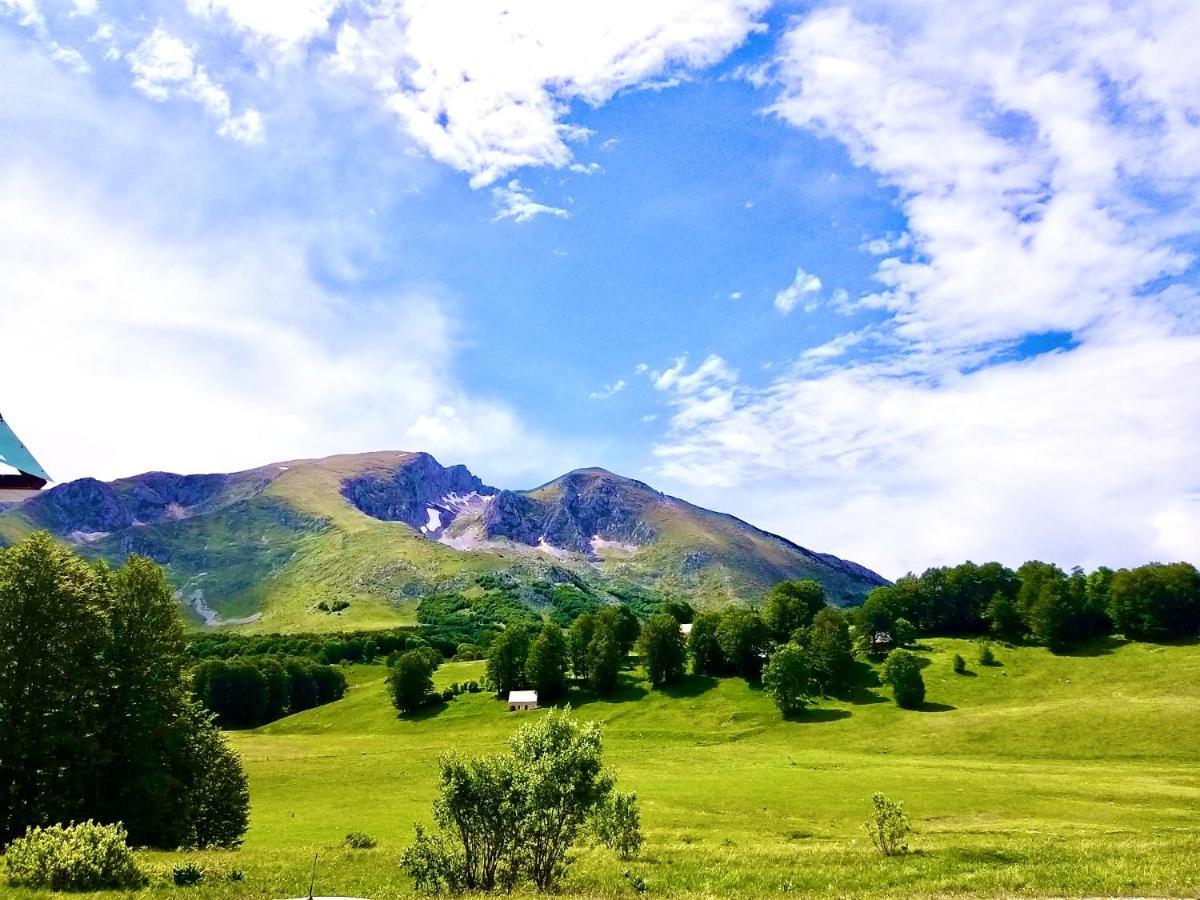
xmin=507 ymin=690 xmax=538 ymax=711
xmin=679 ymin=623 xmax=693 ymax=637
xmin=871 ymin=631 xmax=894 ymax=654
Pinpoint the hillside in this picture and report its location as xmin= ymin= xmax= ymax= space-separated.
xmin=0 ymin=451 xmax=887 ymax=631
xmin=15 ymin=637 xmax=1195 ymax=898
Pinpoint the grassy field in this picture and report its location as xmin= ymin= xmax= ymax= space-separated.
xmin=4 ymin=637 xmax=1200 ymax=898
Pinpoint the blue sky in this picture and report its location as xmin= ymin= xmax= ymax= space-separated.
xmin=3 ymin=0 xmax=1199 ymax=577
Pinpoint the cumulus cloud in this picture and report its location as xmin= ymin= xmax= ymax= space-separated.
xmin=329 ymin=0 xmax=770 ymax=186
xmin=774 ymin=266 xmax=822 ymax=314
xmin=655 ymin=0 xmax=1200 ymax=575
xmin=491 ymin=179 xmax=569 ymax=223
xmin=128 ymin=27 xmax=263 ymax=143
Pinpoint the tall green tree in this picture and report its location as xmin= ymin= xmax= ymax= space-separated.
xmin=762 ymin=580 xmax=826 ymax=640
xmin=638 ymin=612 xmax=686 ymax=687
xmin=687 ymin=611 xmax=725 ymax=675
xmin=586 ymin=628 xmax=620 ymax=695
xmin=525 ymin=622 xmax=569 ymax=701
xmin=1109 ymin=562 xmax=1200 ymax=639
xmin=0 ymin=533 xmax=249 ymax=848
xmin=390 ymin=649 xmax=437 ymax=714
xmin=807 ymin=608 xmax=854 ymax=695
xmin=596 ymin=605 xmax=640 ymax=657
xmin=0 ymin=533 xmax=109 ymax=843
xmin=486 ymin=626 xmax=532 ymax=696
xmin=762 ymin=643 xmax=814 ymax=716
xmin=716 ymin=606 xmax=769 ymax=678
xmin=567 ymin=612 xmax=597 ymax=680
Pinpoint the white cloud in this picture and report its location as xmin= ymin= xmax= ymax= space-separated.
xmin=330 ymin=0 xmax=770 ymax=186
xmin=568 ymin=162 xmax=603 ymax=176
xmin=729 ymin=290 xmax=743 ymax=300
xmin=186 ymin=0 xmax=341 ymax=46
xmin=589 ymin=380 xmax=627 ymax=401
xmin=0 ymin=169 xmax=552 ymax=484
xmin=655 ymin=0 xmax=1200 ymax=575
xmin=774 ymin=266 xmax=822 ymax=314
xmin=127 ymin=27 xmax=264 ymax=144
xmin=491 ymin=179 xmax=569 ymax=223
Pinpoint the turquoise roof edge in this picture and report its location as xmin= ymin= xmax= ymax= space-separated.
xmin=0 ymin=416 xmax=51 ymax=483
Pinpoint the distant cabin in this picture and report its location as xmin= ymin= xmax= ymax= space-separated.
xmin=507 ymin=690 xmax=538 ymax=711
xmin=679 ymin=623 xmax=693 ymax=638
xmin=871 ymin=631 xmax=894 ymax=654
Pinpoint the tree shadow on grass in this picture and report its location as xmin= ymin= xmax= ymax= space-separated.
xmin=568 ymin=676 xmax=648 ymax=708
xmin=796 ymin=707 xmax=852 ymax=724
xmin=842 ymin=660 xmax=888 ymax=705
xmin=1057 ymin=635 xmax=1128 ymax=657
xmin=917 ymin=701 xmax=957 ymax=713
xmin=661 ymin=674 xmax=719 ymax=699
xmin=401 ymin=699 xmax=449 ymax=721
xmin=954 ymin=669 xmax=978 ymax=677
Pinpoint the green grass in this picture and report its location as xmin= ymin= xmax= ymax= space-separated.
xmin=4 ymin=638 xmax=1200 ymax=898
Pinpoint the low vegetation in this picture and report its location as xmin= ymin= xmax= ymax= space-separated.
xmin=4 ymin=822 xmax=144 ymax=891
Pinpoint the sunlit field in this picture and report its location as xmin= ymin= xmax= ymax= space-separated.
xmin=5 ymin=638 xmax=1200 ymax=899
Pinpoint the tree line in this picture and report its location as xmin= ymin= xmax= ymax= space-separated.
xmin=0 ymin=532 xmax=249 ymax=849
xmin=192 ymin=655 xmax=347 ymax=728
xmin=858 ymin=560 xmax=1200 ymax=650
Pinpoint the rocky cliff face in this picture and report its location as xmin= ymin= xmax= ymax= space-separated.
xmin=17 ymin=470 xmax=274 ymax=537
xmin=482 ymin=470 xmax=657 ymax=553
xmin=341 ymin=452 xmax=495 ymax=535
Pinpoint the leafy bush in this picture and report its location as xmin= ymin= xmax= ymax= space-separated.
xmin=952 ymin=653 xmax=967 ymax=674
xmin=398 ymin=823 xmax=465 ymax=896
xmin=401 ymin=708 xmax=623 ymax=894
xmin=440 ymin=687 xmax=455 ymax=702
xmin=465 ymin=681 xmax=481 ymax=693
xmin=592 ymin=792 xmax=644 ymax=859
xmin=4 ymin=821 xmax=145 ymax=891
xmin=344 ymin=831 xmax=377 ymax=849
xmin=172 ymin=863 xmax=204 ymax=886
xmin=881 ymin=649 xmax=926 ymax=709
xmin=864 ymin=792 xmax=911 ymax=856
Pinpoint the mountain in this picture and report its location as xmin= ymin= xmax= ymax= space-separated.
xmin=0 ymin=451 xmax=888 ymax=631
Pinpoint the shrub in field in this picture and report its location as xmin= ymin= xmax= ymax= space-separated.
xmin=952 ymin=653 xmax=967 ymax=674
xmin=881 ymin=649 xmax=926 ymax=709
xmin=399 ymin=824 xmax=466 ymax=895
xmin=344 ymin=831 xmax=377 ymax=849
xmin=864 ymin=792 xmax=911 ymax=856
xmin=4 ymin=821 xmax=145 ymax=891
xmin=592 ymin=792 xmax=643 ymax=859
xmin=172 ymin=863 xmax=204 ymax=886
xmin=977 ymin=639 xmax=996 ymax=666
xmin=400 ymin=708 xmax=622 ymax=893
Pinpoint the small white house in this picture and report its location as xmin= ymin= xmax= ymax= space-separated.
xmin=507 ymin=690 xmax=538 ymax=711
xmin=679 ymin=623 xmax=693 ymax=637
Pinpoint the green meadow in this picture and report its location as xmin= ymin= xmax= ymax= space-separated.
xmin=6 ymin=638 xmax=1200 ymax=899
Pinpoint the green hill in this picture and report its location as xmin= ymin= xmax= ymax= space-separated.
xmin=23 ymin=636 xmax=1194 ymax=898
xmin=0 ymin=451 xmax=887 ymax=632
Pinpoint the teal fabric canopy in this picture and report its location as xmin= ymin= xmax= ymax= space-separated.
xmin=0 ymin=415 xmax=50 ymax=482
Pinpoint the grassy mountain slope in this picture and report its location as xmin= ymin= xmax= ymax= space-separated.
xmin=15 ymin=637 xmax=1197 ymax=898
xmin=0 ymin=451 xmax=888 ymax=632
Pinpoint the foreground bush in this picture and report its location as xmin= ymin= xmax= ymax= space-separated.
xmin=863 ymin=793 xmax=911 ymax=857
xmin=592 ymin=792 xmax=643 ymax=859
xmin=4 ymin=821 xmax=145 ymax=891
xmin=400 ymin=708 xmax=624 ymax=893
